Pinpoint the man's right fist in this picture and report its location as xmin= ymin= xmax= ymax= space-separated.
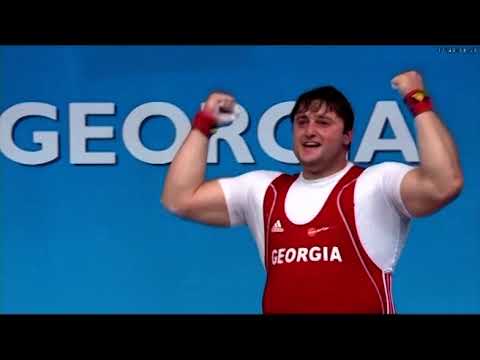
xmin=202 ymin=91 xmax=239 ymax=127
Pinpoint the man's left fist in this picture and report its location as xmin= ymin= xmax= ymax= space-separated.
xmin=391 ymin=70 xmax=425 ymax=97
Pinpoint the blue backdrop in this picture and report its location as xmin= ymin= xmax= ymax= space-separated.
xmin=1 ymin=45 xmax=479 ymax=314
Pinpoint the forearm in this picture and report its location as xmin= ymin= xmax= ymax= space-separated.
xmin=162 ymin=129 xmax=209 ymax=210
xmin=415 ymin=111 xmax=463 ymax=193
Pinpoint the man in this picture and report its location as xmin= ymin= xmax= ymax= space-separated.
xmin=162 ymin=71 xmax=463 ymax=314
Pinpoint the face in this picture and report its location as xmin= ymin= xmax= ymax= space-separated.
xmin=293 ymin=100 xmax=352 ymax=171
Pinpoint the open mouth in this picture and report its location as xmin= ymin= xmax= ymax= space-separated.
xmin=302 ymin=141 xmax=321 ymax=148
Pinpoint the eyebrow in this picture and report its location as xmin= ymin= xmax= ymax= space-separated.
xmin=294 ymin=114 xmax=334 ymax=121
xmin=315 ymin=115 xmax=334 ymax=121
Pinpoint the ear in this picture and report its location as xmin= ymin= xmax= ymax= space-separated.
xmin=343 ymin=130 xmax=353 ymax=146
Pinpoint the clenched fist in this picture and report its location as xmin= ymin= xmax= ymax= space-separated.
xmin=391 ymin=70 xmax=425 ymax=97
xmin=202 ymin=91 xmax=240 ymax=127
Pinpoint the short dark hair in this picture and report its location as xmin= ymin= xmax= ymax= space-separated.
xmin=290 ymin=86 xmax=354 ymax=133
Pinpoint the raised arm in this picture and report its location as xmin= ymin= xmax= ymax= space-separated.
xmin=392 ymin=70 xmax=464 ymax=217
xmin=161 ymin=92 xmax=237 ymax=226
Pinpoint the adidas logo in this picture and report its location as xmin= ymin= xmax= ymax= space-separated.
xmin=271 ymin=220 xmax=284 ymax=233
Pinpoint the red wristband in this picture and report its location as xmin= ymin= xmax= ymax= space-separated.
xmin=192 ymin=110 xmax=216 ymax=138
xmin=404 ymin=89 xmax=433 ymax=117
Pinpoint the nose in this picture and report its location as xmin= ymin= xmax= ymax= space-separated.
xmin=305 ymin=121 xmax=316 ymax=137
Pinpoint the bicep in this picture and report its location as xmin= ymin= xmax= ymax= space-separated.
xmin=182 ymin=180 xmax=231 ymax=226
xmin=176 ymin=171 xmax=270 ymax=227
xmin=400 ymin=168 xmax=448 ymax=217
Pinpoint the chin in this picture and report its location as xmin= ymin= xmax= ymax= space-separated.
xmin=298 ymin=156 xmax=324 ymax=168
xmin=299 ymin=151 xmax=324 ymax=164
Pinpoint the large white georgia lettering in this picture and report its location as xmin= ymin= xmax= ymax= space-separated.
xmin=70 ymin=103 xmax=116 ymax=164
xmin=0 ymin=101 xmax=418 ymax=165
xmin=355 ymin=101 xmax=419 ymax=162
xmin=257 ymin=101 xmax=297 ymax=164
xmin=207 ymin=104 xmax=254 ymax=163
xmin=0 ymin=102 xmax=58 ymax=165
xmin=123 ymin=102 xmax=191 ymax=165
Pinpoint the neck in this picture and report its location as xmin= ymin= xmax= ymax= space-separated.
xmin=302 ymin=157 xmax=348 ymax=180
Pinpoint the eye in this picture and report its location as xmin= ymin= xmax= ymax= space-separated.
xmin=295 ymin=118 xmax=308 ymax=126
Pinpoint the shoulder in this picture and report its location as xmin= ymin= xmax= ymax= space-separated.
xmin=218 ymin=170 xmax=283 ymax=226
xmin=356 ymin=161 xmax=416 ymax=218
xmin=218 ymin=170 xmax=283 ymax=201
xmin=357 ymin=161 xmax=415 ymax=186
xmin=219 ymin=170 xmax=282 ymax=188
